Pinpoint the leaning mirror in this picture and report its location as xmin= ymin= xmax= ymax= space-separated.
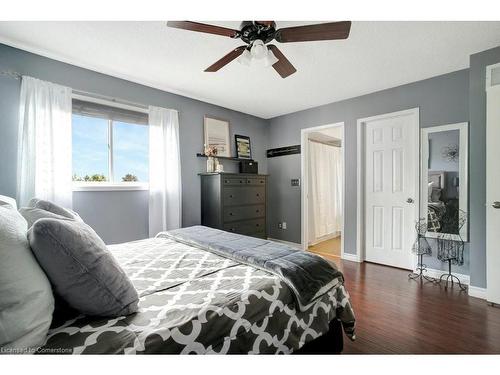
xmin=420 ymin=122 xmax=468 ymax=241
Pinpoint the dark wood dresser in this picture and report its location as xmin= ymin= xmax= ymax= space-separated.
xmin=199 ymin=173 xmax=267 ymax=239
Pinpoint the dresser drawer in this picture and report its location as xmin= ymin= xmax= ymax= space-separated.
xmin=222 ymin=177 xmax=248 ymax=186
xmin=223 ymin=205 xmax=265 ymax=222
xmin=223 ymin=187 xmax=265 ymax=206
xmin=223 ymin=218 xmax=266 ymax=235
xmin=245 ymin=177 xmax=266 ymax=186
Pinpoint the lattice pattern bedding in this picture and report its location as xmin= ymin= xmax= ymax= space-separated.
xmin=41 ymin=237 xmax=355 ymax=354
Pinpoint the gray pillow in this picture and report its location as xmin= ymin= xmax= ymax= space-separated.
xmin=28 ymin=198 xmax=83 ymax=222
xmin=28 ymin=218 xmax=138 ymax=317
xmin=0 ymin=205 xmax=54 ymax=353
xmin=19 ymin=207 xmax=72 ymax=228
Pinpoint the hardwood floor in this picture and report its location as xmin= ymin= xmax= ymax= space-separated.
xmin=308 ymin=236 xmax=341 ymax=259
xmin=332 ymin=259 xmax=500 ymax=354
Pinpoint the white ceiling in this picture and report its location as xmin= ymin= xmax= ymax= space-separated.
xmin=1 ymin=21 xmax=500 ymax=119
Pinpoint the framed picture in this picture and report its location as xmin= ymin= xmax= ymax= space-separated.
xmin=235 ymin=134 xmax=252 ymax=159
xmin=204 ymin=116 xmax=231 ymax=157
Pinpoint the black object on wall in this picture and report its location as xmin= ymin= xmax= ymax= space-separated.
xmin=266 ymin=145 xmax=301 ymax=158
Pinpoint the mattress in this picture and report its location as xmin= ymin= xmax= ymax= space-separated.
xmin=41 ymin=236 xmax=354 ymax=354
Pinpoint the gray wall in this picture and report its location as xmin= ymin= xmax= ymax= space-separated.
xmin=468 ymin=46 xmax=500 ymax=288
xmin=0 ymin=44 xmax=269 ymax=244
xmin=267 ymin=69 xmax=470 ymax=274
xmin=2 ymin=41 xmax=498 ymax=287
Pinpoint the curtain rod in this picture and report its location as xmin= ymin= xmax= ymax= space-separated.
xmin=0 ymin=70 xmax=21 ymax=80
xmin=0 ymin=70 xmax=178 ymax=113
xmin=72 ymin=89 xmax=150 ymax=112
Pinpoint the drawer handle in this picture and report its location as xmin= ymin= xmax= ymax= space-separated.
xmin=256 ymin=209 xmax=260 ymax=213
xmin=240 ymin=180 xmax=244 ymax=183
xmin=229 ymin=195 xmax=233 ymax=198
xmin=229 ymin=212 xmax=233 ymax=216
xmin=224 ymin=180 xmax=229 ymax=183
xmin=256 ymin=193 xmax=260 ymax=197
xmin=256 ymin=223 xmax=260 ymax=227
xmin=260 ymin=180 xmax=264 ymax=183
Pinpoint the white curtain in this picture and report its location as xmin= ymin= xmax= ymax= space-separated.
xmin=17 ymin=76 xmax=73 ymax=208
xmin=308 ymin=140 xmax=343 ymax=240
xmin=148 ymin=106 xmax=182 ymax=236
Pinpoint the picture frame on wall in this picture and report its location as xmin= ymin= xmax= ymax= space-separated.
xmin=235 ymin=134 xmax=252 ymax=159
xmin=204 ymin=116 xmax=231 ymax=157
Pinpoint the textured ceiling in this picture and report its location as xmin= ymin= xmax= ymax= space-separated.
xmin=1 ymin=21 xmax=500 ymax=119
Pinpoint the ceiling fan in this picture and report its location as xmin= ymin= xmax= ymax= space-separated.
xmin=166 ymin=21 xmax=351 ymax=78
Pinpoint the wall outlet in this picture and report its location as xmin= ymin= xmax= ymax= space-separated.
xmin=282 ymin=222 xmax=287 ymax=230
xmin=291 ymin=178 xmax=300 ymax=187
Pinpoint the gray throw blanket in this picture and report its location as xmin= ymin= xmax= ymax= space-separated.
xmin=158 ymin=226 xmax=344 ymax=311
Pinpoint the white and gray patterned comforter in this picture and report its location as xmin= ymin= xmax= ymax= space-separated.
xmin=41 ymin=236 xmax=355 ymax=354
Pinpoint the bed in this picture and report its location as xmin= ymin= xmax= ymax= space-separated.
xmin=40 ymin=227 xmax=355 ymax=354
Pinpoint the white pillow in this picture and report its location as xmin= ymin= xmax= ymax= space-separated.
xmin=0 ymin=194 xmax=17 ymax=210
xmin=0 ymin=205 xmax=54 ymax=353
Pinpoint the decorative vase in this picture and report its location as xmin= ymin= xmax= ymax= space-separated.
xmin=207 ymin=156 xmax=215 ymax=172
xmin=214 ymin=157 xmax=220 ymax=172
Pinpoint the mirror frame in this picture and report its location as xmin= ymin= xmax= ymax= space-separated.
xmin=420 ymin=122 xmax=468 ymax=241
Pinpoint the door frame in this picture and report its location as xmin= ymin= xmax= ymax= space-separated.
xmin=356 ymin=108 xmax=420 ymax=267
xmin=300 ymin=122 xmax=345 ymax=259
xmin=486 ymin=62 xmax=500 ymax=303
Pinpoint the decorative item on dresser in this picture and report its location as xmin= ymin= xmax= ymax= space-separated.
xmin=204 ymin=116 xmax=230 ymax=157
xmin=204 ymin=145 xmax=218 ymax=173
xmin=200 ymin=173 xmax=267 ymax=239
xmin=235 ymin=134 xmax=252 ymax=159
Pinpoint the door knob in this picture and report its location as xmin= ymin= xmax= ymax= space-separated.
xmin=492 ymin=201 xmax=500 ymax=209
xmin=406 ymin=198 xmax=414 ymax=204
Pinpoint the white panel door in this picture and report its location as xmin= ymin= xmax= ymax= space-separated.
xmin=486 ymin=73 xmax=500 ymax=305
xmin=364 ymin=110 xmax=418 ymax=269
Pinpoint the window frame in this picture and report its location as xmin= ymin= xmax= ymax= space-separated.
xmin=71 ymin=94 xmax=149 ymax=192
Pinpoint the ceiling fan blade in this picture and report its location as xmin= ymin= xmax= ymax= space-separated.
xmin=268 ymin=45 xmax=297 ymax=78
xmin=205 ymin=46 xmax=247 ymax=72
xmin=274 ymin=21 xmax=351 ymax=43
xmin=167 ymin=21 xmax=239 ymax=38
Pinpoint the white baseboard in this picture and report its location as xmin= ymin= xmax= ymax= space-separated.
xmin=342 ymin=252 xmax=362 ymax=263
xmin=417 ymin=267 xmax=470 ymax=285
xmin=267 ymin=237 xmax=301 ymax=249
xmin=468 ymin=285 xmax=487 ymax=300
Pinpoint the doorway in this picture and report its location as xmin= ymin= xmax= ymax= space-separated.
xmin=356 ymin=108 xmax=419 ymax=270
xmin=301 ymin=122 xmax=345 ymax=261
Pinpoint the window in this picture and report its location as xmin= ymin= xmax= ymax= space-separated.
xmin=72 ymin=98 xmax=149 ymax=190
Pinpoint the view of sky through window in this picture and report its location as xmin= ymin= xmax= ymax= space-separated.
xmin=113 ymin=121 xmax=149 ymax=182
xmin=72 ymin=114 xmax=149 ymax=183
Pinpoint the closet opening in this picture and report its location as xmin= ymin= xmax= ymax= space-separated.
xmin=301 ymin=122 xmax=345 ymax=261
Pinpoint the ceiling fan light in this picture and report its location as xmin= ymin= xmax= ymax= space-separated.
xmin=264 ymin=49 xmax=279 ymax=67
xmin=250 ymin=40 xmax=267 ymax=59
xmin=237 ymin=49 xmax=252 ymax=66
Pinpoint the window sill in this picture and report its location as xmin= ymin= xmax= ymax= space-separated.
xmin=72 ymin=183 xmax=149 ymax=192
